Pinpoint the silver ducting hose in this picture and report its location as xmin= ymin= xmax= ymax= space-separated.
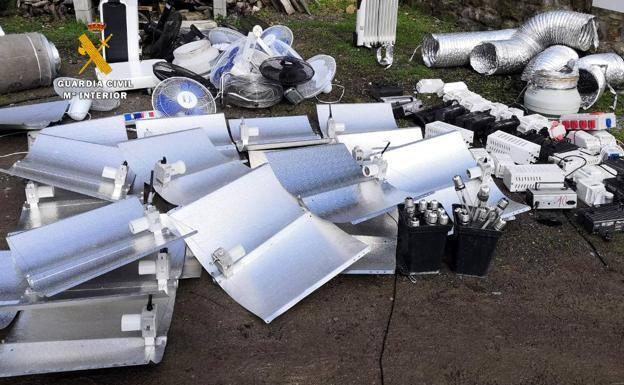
xmin=470 ymin=10 xmax=599 ymax=75
xmin=576 ymin=53 xmax=624 ymax=109
xmin=521 ymin=45 xmax=579 ymax=82
xmin=421 ymin=29 xmax=517 ymax=68
xmin=0 ymin=32 xmax=61 ymax=94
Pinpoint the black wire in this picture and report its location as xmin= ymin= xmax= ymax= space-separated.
xmin=598 ymin=164 xmax=618 ymax=177
xmin=381 ymin=141 xmax=391 ymax=155
xmin=563 ymin=211 xmax=609 ymax=267
xmin=550 ymin=154 xmax=589 ymax=178
xmin=379 ymin=273 xmax=398 ymax=385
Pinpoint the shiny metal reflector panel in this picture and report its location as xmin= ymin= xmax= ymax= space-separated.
xmin=169 ymin=165 xmax=370 ymax=323
xmin=228 ymin=115 xmax=326 ymax=150
xmin=0 ymin=100 xmax=69 ymax=130
xmin=134 ymin=114 xmax=237 ymax=158
xmin=317 ymin=103 xmax=397 ymax=135
xmin=265 ymin=144 xmax=407 ymax=224
xmin=40 ymin=116 xmax=128 ymax=145
xmin=7 ymin=197 xmax=186 ymax=297
xmin=383 ymin=132 xmax=529 ymax=218
xmin=3 ymin=134 xmax=135 ymax=201
xmin=336 ymin=127 xmax=423 ymax=153
xmin=0 ymin=291 xmax=177 ymax=377
xmin=118 ymin=128 xmax=241 ymax=187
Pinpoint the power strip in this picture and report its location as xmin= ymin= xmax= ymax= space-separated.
xmin=503 ymin=164 xmax=565 ymax=192
xmin=486 ymin=130 xmax=541 ymax=164
xmin=559 ymin=112 xmax=616 ymax=131
xmin=425 ymin=121 xmax=474 ymax=146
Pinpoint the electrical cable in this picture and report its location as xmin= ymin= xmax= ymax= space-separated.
xmin=563 ymin=211 xmax=609 ymax=267
xmin=550 ymin=154 xmax=588 ymax=177
xmin=0 ymin=152 xmax=28 ymax=158
xmin=315 ymin=84 xmax=345 ymax=104
xmin=378 ymin=273 xmax=398 ymax=385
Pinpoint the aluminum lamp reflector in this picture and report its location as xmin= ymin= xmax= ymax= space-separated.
xmin=40 ymin=116 xmax=128 ymax=145
xmin=265 ymin=143 xmax=408 ymax=224
xmin=3 ymin=134 xmax=136 ymax=202
xmin=0 ymin=100 xmax=69 ymax=130
xmin=169 ymin=165 xmax=370 ymax=323
xmin=228 ymin=115 xmax=326 ymax=151
xmin=382 ymin=132 xmax=529 ymax=219
xmin=134 ymin=113 xmax=237 ymax=158
xmin=118 ymin=128 xmax=239 ymax=187
xmin=0 ymin=291 xmax=177 ymax=377
xmin=317 ymin=103 xmax=398 ymax=135
xmin=336 ymin=127 xmax=423 ymax=154
xmin=6 ymin=197 xmax=187 ymax=297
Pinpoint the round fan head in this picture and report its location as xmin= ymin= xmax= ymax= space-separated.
xmin=261 ymin=37 xmax=302 ymax=59
xmin=208 ymin=27 xmax=245 ymax=50
xmin=223 ymin=73 xmax=283 ymax=109
xmin=152 ymin=77 xmax=217 ymax=117
xmin=53 ymin=77 xmax=120 ymax=112
xmin=260 ymin=56 xmax=315 ymax=87
xmin=296 ymin=55 xmax=337 ymax=99
xmin=261 ymin=25 xmax=294 ymax=46
xmin=210 ymin=39 xmax=270 ymax=89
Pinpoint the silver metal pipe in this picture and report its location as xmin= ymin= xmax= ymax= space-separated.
xmin=576 ymin=53 xmax=624 ymax=109
xmin=422 ymin=29 xmax=517 ymax=68
xmin=470 ymin=10 xmax=599 ymax=75
xmin=521 ymin=45 xmax=579 ymax=82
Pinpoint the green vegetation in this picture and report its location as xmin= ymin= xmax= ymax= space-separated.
xmin=0 ymin=15 xmax=86 ymax=51
xmin=0 ymin=3 xmax=622 ymax=140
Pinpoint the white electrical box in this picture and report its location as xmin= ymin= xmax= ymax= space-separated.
xmin=576 ymin=178 xmax=614 ymax=207
xmin=549 ymin=149 xmax=602 ymax=175
xmin=567 ymin=131 xmax=601 ymax=154
xmin=527 ymin=187 xmax=577 ymax=210
xmin=517 ymin=114 xmax=550 ymax=134
xmin=491 ymin=152 xmax=515 ymax=178
xmin=591 ymin=130 xmax=617 ymax=148
xmin=425 ymin=121 xmax=474 ymax=146
xmin=486 ymin=130 xmax=541 ymax=164
xmin=503 ymin=164 xmax=565 ymax=192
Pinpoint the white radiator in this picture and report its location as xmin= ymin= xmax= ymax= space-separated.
xmin=355 ymin=0 xmax=399 ymax=47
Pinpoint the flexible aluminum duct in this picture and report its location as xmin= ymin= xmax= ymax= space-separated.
xmin=422 ymin=29 xmax=517 ymax=68
xmin=521 ymin=45 xmax=579 ymax=82
xmin=0 ymin=32 xmax=60 ymax=94
xmin=576 ymin=53 xmax=624 ymax=109
xmin=470 ymin=10 xmax=598 ymax=75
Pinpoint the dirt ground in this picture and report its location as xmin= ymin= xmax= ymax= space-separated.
xmin=1 ymin=7 xmax=624 ymax=385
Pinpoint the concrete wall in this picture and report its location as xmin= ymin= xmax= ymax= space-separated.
xmin=409 ymin=0 xmax=624 ymax=54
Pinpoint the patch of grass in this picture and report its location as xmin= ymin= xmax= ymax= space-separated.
xmin=0 ymin=15 xmax=87 ymax=51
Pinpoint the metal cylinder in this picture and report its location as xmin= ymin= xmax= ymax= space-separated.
xmin=576 ymin=53 xmax=624 ymax=109
xmin=422 ymin=29 xmax=517 ymax=68
xmin=521 ymin=45 xmax=579 ymax=82
xmin=0 ymin=32 xmax=60 ymax=94
xmin=470 ymin=11 xmax=598 ymax=75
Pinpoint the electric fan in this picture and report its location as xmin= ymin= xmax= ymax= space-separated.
xmin=261 ymin=37 xmax=302 ymax=59
xmin=295 ymin=55 xmax=337 ymax=99
xmin=208 ymin=27 xmax=245 ymax=50
xmin=53 ymin=77 xmax=120 ymax=111
xmin=222 ymin=73 xmax=283 ymax=109
xmin=260 ymin=57 xmax=315 ymax=87
xmin=210 ymin=39 xmax=270 ymax=89
xmin=261 ymin=25 xmax=294 ymax=46
xmin=152 ymin=77 xmax=217 ymax=117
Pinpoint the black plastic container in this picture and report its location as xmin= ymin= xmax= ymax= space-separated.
xmin=396 ymin=204 xmax=453 ymax=275
xmin=451 ymin=205 xmax=503 ymax=277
